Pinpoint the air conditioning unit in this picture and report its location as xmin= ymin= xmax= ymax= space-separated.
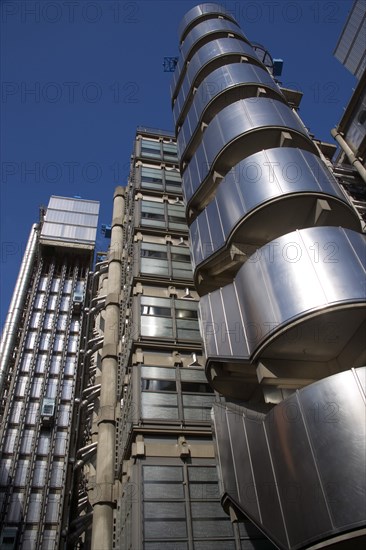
xmin=0 ymin=527 xmax=18 ymax=549
xmin=41 ymin=398 xmax=55 ymax=424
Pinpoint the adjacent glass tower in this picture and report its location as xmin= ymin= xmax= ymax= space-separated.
xmin=171 ymin=3 xmax=366 ymax=550
xmin=0 ymin=196 xmax=99 ymax=549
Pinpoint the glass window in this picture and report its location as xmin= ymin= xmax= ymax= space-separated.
xmin=58 ymin=404 xmax=71 ymax=427
xmin=26 ymin=331 xmax=37 ymax=350
xmin=142 ymin=379 xmax=176 ymax=392
xmin=45 ymin=494 xmax=61 ymax=522
xmin=37 ymin=432 xmax=51 ymax=455
xmin=141 ymin=167 xmax=164 ymax=191
xmin=31 ymin=377 xmax=43 ymax=398
xmin=47 ymin=294 xmax=57 ymax=311
xmin=140 ymin=366 xmax=176 ymax=380
xmin=30 ymin=311 xmax=42 ymax=328
xmin=144 ymin=501 xmax=187 ymax=539
xmin=15 ymin=376 xmax=28 ymax=397
xmin=38 ymin=276 xmax=48 ymax=291
xmin=4 ymin=429 xmax=17 ymax=453
xmin=64 ymin=356 xmax=76 ymax=376
xmin=14 ymin=459 xmax=29 ymax=486
xmin=167 ymin=203 xmax=186 ymax=230
xmin=44 ymin=312 xmax=55 ymax=330
xmin=181 ymin=382 xmax=213 ymax=393
xmin=20 ymin=352 xmax=33 ymax=373
xmin=50 ymin=461 xmax=64 ymax=488
xmin=191 ymin=501 xmax=233 ymax=538
xmin=33 ymin=460 xmax=47 ymax=487
xmin=141 ymin=243 xmax=169 ymax=277
xmin=141 ymin=201 xmax=165 ymax=228
xmin=67 ymin=334 xmax=78 ymax=353
xmin=0 ymin=459 xmax=12 ymax=484
xmin=50 ymin=355 xmax=62 ymax=374
xmin=61 ymin=379 xmax=74 ymax=401
xmin=163 ymin=142 xmax=178 ymax=161
xmin=141 ymin=296 xmax=171 ymax=317
xmin=27 ymin=494 xmax=42 ymax=522
xmin=20 ymin=429 xmax=35 ymax=454
xmin=141 ymin=139 xmax=161 ymax=159
xmin=26 ymin=402 xmax=39 ymax=425
xmin=50 ymin=278 xmax=61 ymax=293
xmin=57 ymin=313 xmax=68 ymax=330
xmin=10 ymin=401 xmax=24 ymax=424
xmin=141 ymin=392 xmax=178 ymax=420
xmin=35 ymin=354 xmax=47 ymax=373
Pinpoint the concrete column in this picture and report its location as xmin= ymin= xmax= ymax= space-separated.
xmin=91 ymin=187 xmax=125 ymax=550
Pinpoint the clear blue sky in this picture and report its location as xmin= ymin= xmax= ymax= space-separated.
xmin=0 ymin=0 xmax=356 ymax=329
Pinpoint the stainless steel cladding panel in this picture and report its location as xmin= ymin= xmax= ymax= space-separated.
xmin=177 ymin=63 xmax=284 ymax=156
xmin=173 ymin=38 xmax=260 ymax=126
xmin=182 ymin=98 xmax=312 ymax=206
xmin=212 ymin=367 xmax=366 ymax=549
xmin=190 ymin=148 xmax=360 ymax=272
xmin=200 ymin=226 xmax=366 ymax=363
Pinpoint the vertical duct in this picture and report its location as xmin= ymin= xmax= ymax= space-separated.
xmin=91 ymin=187 xmax=124 ymax=550
xmin=0 ymin=224 xmax=38 ymax=397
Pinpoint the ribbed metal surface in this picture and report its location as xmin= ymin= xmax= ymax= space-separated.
xmin=334 ymin=0 xmax=366 ymax=79
xmin=173 ymin=19 xmax=248 ymax=98
xmin=190 ymin=147 xmax=361 ymax=278
xmin=182 ymin=98 xmax=315 ymax=211
xmin=200 ymin=227 xmax=366 ymax=385
xmin=177 ymin=62 xmax=285 ymax=156
xmin=177 ymin=2 xmax=238 ymax=49
xmin=212 ymin=367 xmax=366 ymax=550
xmin=200 ymin=226 xmax=366 ymax=367
xmin=173 ymin=38 xmax=260 ymax=125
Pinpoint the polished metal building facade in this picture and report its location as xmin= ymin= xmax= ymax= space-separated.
xmin=0 ymin=197 xmax=99 ymax=548
xmin=171 ymin=4 xmax=366 ymax=550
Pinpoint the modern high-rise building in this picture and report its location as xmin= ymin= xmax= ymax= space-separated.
xmin=334 ymin=0 xmax=366 ymax=80
xmin=71 ymin=128 xmax=274 ymax=550
xmin=1 ymin=3 xmax=365 ymax=550
xmin=169 ymin=3 xmax=366 ymax=550
xmin=332 ymin=0 xmax=366 ymax=227
xmin=0 ymin=196 xmax=99 ymax=549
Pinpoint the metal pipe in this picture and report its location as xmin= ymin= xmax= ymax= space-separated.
xmin=0 ymin=224 xmax=38 ymax=396
xmin=76 ymin=442 xmax=97 ymax=459
xmin=331 ymin=128 xmax=366 ymax=183
xmin=82 ymin=384 xmax=101 ymax=399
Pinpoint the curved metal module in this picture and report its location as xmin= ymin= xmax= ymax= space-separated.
xmin=172 ymin=4 xmax=366 ymax=549
xmin=178 ymin=62 xmax=286 ymax=162
xmin=172 ymin=38 xmax=261 ymax=128
xmin=173 ymin=18 xmax=249 ymax=97
xmin=182 ymin=97 xmax=317 ymax=214
xmin=190 ymin=147 xmax=361 ymax=291
xmin=200 ymin=226 xmax=366 ymax=397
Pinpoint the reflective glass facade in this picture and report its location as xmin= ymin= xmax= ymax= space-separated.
xmin=0 ymin=197 xmax=99 ymax=549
